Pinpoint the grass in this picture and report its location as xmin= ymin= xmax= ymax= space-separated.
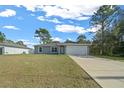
xmin=0 ymin=54 xmax=100 ymax=88
xmin=95 ymin=55 xmax=124 ymax=62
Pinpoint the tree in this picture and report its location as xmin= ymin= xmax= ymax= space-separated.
xmin=0 ymin=32 xmax=6 ymax=42
xmin=16 ymin=41 xmax=27 ymax=47
xmin=5 ymin=39 xmax=15 ymax=44
xmin=35 ymin=28 xmax=52 ymax=44
xmin=90 ymin=5 xmax=120 ymax=55
xmin=113 ymin=11 xmax=124 ymax=41
xmin=76 ymin=34 xmax=86 ymax=44
xmin=112 ymin=10 xmax=124 ymax=56
xmin=64 ymin=39 xmax=75 ymax=43
xmin=16 ymin=41 xmax=25 ymax=45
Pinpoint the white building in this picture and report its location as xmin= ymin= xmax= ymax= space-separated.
xmin=0 ymin=42 xmax=30 ymax=55
xmin=34 ymin=43 xmax=90 ymax=56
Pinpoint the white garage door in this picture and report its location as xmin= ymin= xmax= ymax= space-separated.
xmin=66 ymin=45 xmax=88 ymax=56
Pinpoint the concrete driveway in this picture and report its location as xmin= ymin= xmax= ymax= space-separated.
xmin=69 ymin=56 xmax=124 ymax=88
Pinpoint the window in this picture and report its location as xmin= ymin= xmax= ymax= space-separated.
xmin=39 ymin=47 xmax=42 ymax=52
xmin=52 ymin=47 xmax=57 ymax=52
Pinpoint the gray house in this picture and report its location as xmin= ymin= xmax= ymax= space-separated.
xmin=34 ymin=43 xmax=90 ymax=56
xmin=0 ymin=42 xmax=30 ymax=55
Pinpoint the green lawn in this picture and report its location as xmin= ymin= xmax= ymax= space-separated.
xmin=0 ymin=54 xmax=100 ymax=88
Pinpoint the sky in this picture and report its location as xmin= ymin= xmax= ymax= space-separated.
xmin=0 ymin=5 xmax=124 ymax=48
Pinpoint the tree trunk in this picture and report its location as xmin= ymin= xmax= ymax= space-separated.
xmin=110 ymin=45 xmax=114 ymax=56
xmin=100 ymin=22 xmax=105 ymax=55
xmin=100 ymin=49 xmax=103 ymax=55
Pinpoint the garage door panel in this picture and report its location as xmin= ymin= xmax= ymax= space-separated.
xmin=66 ymin=46 xmax=87 ymax=56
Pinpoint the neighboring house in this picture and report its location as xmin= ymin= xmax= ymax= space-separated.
xmin=0 ymin=42 xmax=30 ymax=55
xmin=34 ymin=43 xmax=90 ymax=56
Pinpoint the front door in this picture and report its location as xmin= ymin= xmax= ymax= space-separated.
xmin=60 ymin=46 xmax=65 ymax=54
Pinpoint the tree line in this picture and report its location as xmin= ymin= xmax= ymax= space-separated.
xmin=90 ymin=5 xmax=124 ymax=56
xmin=34 ymin=28 xmax=90 ymax=44
xmin=0 ymin=32 xmax=26 ymax=46
xmin=0 ymin=29 xmax=88 ymax=46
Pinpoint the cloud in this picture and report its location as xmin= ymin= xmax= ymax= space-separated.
xmin=30 ymin=13 xmax=35 ymax=16
xmin=76 ymin=16 xmax=91 ymax=20
xmin=22 ymin=5 xmax=41 ymax=12
xmin=23 ymin=5 xmax=100 ymax=21
xmin=48 ymin=18 xmax=62 ymax=24
xmin=56 ymin=24 xmax=101 ymax=34
xmin=56 ymin=24 xmax=86 ymax=34
xmin=37 ymin=16 xmax=62 ymax=24
xmin=0 ymin=9 xmax=16 ymax=17
xmin=37 ymin=16 xmax=45 ymax=21
xmin=52 ymin=37 xmax=63 ymax=42
xmin=1 ymin=0 xmax=123 ymax=5
xmin=3 ymin=25 xmax=20 ymax=30
xmin=67 ymin=38 xmax=72 ymax=41
xmin=41 ymin=5 xmax=94 ymax=20
xmin=87 ymin=25 xmax=101 ymax=33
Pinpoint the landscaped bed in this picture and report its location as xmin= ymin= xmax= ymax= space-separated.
xmin=0 ymin=54 xmax=100 ymax=88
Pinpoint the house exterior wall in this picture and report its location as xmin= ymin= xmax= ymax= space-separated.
xmin=42 ymin=46 xmax=51 ymax=54
xmin=35 ymin=46 xmax=50 ymax=54
xmin=65 ymin=45 xmax=89 ymax=56
xmin=34 ymin=46 xmax=39 ymax=54
xmin=0 ymin=46 xmax=29 ymax=54
xmin=34 ymin=45 xmax=66 ymax=54
xmin=34 ymin=44 xmax=89 ymax=56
